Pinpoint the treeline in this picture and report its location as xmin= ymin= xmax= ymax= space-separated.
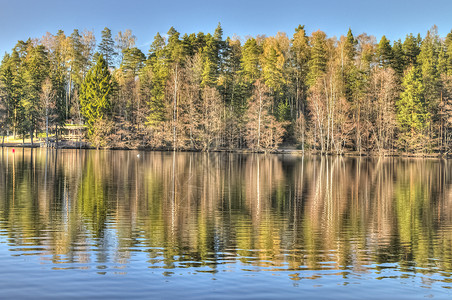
xmin=1 ymin=24 xmax=452 ymax=153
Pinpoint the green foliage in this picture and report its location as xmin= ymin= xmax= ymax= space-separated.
xmin=145 ymin=33 xmax=168 ymax=126
xmin=4 ymin=24 xmax=452 ymax=153
xmin=307 ymin=30 xmax=327 ymax=87
xmin=80 ymin=55 xmax=113 ymax=135
xmin=419 ymin=26 xmax=441 ymax=116
xmin=391 ymin=39 xmax=405 ymax=76
xmin=120 ymin=47 xmax=145 ymax=76
xmin=397 ymin=67 xmax=429 ymax=151
xmin=403 ymin=33 xmax=421 ymax=67
xmin=0 ymin=54 xmax=15 ymax=129
xmin=98 ymin=27 xmax=117 ymax=68
xmin=444 ymin=30 xmax=452 ymax=75
xmin=69 ymin=29 xmax=87 ymax=87
xmin=241 ymin=38 xmax=261 ymax=83
xmin=277 ymin=100 xmax=291 ymax=122
xmin=290 ymin=25 xmax=310 ymax=114
xmin=345 ymin=28 xmax=357 ymax=61
xmin=262 ymin=46 xmax=285 ymax=97
xmin=377 ymin=35 xmax=392 ymax=68
xmin=21 ymin=44 xmax=49 ymax=137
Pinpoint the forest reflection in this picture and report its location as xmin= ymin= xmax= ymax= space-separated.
xmin=0 ymin=149 xmax=451 ymax=281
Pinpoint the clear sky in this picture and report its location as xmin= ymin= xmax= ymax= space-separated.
xmin=1 ymin=0 xmax=452 ymax=55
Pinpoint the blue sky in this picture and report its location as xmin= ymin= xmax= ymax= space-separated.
xmin=1 ymin=0 xmax=452 ymax=55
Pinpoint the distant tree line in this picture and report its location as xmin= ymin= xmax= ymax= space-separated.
xmin=1 ymin=24 xmax=452 ymax=153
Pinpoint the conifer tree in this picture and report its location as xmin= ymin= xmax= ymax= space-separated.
xmin=120 ymin=47 xmax=145 ymax=76
xmin=307 ymin=30 xmax=327 ymax=87
xmin=419 ymin=27 xmax=441 ymax=117
xmin=22 ymin=44 xmax=49 ymax=144
xmin=403 ymin=33 xmax=421 ymax=67
xmin=261 ymin=36 xmax=287 ymax=100
xmin=344 ymin=28 xmax=357 ymax=61
xmin=444 ymin=30 xmax=452 ymax=75
xmin=144 ymin=33 xmax=168 ymax=126
xmin=290 ymin=25 xmax=310 ymax=116
xmin=397 ymin=66 xmax=429 ymax=151
xmin=377 ymin=35 xmax=392 ymax=68
xmin=80 ymin=54 xmax=113 ymax=135
xmin=213 ymin=23 xmax=225 ymax=70
xmin=391 ymin=39 xmax=405 ymax=76
xmin=98 ymin=27 xmax=117 ymax=68
xmin=201 ymin=33 xmax=218 ymax=87
xmin=241 ymin=38 xmax=261 ymax=84
xmin=0 ymin=54 xmax=14 ymax=135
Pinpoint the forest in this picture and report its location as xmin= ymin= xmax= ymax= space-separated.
xmin=1 ymin=24 xmax=452 ymax=154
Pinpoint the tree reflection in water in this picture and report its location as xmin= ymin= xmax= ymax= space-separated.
xmin=0 ymin=148 xmax=451 ymax=285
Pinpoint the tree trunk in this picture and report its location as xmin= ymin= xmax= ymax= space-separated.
xmin=173 ymin=64 xmax=178 ymax=151
xmin=257 ymin=90 xmax=262 ymax=150
xmin=46 ymin=111 xmax=49 ymax=147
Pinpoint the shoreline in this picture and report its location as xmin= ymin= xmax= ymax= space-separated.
xmin=1 ymin=142 xmax=450 ymax=159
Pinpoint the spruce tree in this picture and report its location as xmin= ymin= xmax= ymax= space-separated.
xmin=0 ymin=55 xmax=14 ymax=132
xmin=22 ymin=44 xmax=49 ymax=144
xmin=377 ymin=35 xmax=393 ymax=68
xmin=290 ymin=25 xmax=310 ymax=115
xmin=391 ymin=39 xmax=405 ymax=76
xmin=145 ymin=33 xmax=168 ymax=126
xmin=201 ymin=34 xmax=218 ymax=87
xmin=445 ymin=30 xmax=452 ymax=75
xmin=419 ymin=27 xmax=441 ymax=117
xmin=307 ymin=30 xmax=327 ymax=87
xmin=403 ymin=33 xmax=421 ymax=67
xmin=240 ymin=38 xmax=261 ymax=83
xmin=397 ymin=66 xmax=428 ymax=151
xmin=80 ymin=54 xmax=113 ymax=135
xmin=344 ymin=28 xmax=357 ymax=61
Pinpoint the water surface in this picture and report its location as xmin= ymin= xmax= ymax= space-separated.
xmin=0 ymin=149 xmax=451 ymax=299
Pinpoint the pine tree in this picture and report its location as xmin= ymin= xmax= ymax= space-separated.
xmin=80 ymin=54 xmax=113 ymax=135
xmin=166 ymin=27 xmax=183 ymax=63
xmin=182 ymin=33 xmax=196 ymax=57
xmin=120 ymin=47 xmax=145 ymax=76
xmin=98 ymin=27 xmax=117 ymax=68
xmin=69 ymin=29 xmax=86 ymax=87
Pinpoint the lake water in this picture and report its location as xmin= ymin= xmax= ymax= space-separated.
xmin=0 ymin=149 xmax=451 ymax=299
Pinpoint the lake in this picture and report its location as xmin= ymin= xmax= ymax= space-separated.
xmin=0 ymin=149 xmax=451 ymax=299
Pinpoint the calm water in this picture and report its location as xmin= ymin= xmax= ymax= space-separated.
xmin=0 ymin=149 xmax=451 ymax=299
